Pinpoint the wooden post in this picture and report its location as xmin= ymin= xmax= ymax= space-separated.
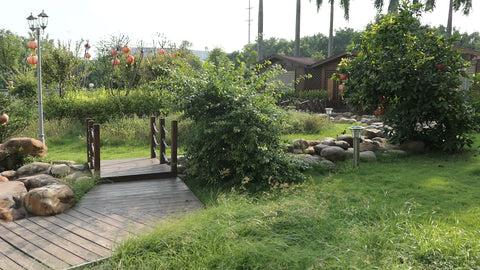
xmin=171 ymin=120 xmax=178 ymax=175
xmin=93 ymin=123 xmax=101 ymax=175
xmin=87 ymin=119 xmax=94 ymax=169
xmin=150 ymin=116 xmax=156 ymax=159
xmin=160 ymin=118 xmax=166 ymax=164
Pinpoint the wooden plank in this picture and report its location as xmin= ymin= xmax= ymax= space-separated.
xmin=0 ymin=237 xmax=48 ymax=270
xmin=2 ymin=220 xmax=85 ymax=267
xmin=53 ymin=212 xmax=128 ymax=243
xmin=27 ymin=216 xmax=111 ymax=257
xmin=73 ymin=208 xmax=149 ymax=233
xmin=16 ymin=218 xmax=98 ymax=263
xmin=0 ymin=223 xmax=70 ymax=269
xmin=65 ymin=209 xmax=137 ymax=236
xmin=40 ymin=215 xmax=113 ymax=249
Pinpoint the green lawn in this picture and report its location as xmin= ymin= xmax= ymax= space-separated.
xmin=87 ymin=133 xmax=480 ymax=269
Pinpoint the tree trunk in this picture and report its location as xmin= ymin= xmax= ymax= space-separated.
xmin=257 ymin=0 xmax=264 ymax=61
xmin=446 ymin=0 xmax=453 ymax=38
xmin=328 ymin=0 xmax=334 ymax=57
xmin=295 ymin=0 xmax=301 ymax=57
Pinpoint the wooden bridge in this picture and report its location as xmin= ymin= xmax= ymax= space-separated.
xmin=0 ymin=117 xmax=204 ymax=270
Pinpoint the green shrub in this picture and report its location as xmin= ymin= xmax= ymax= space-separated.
xmin=283 ymin=111 xmax=332 ymax=134
xmin=0 ymin=95 xmax=36 ymax=143
xmin=337 ymin=3 xmax=478 ymax=152
xmin=44 ymin=87 xmax=170 ymax=122
xmin=180 ymin=61 xmax=306 ymax=187
xmin=278 ymin=89 xmax=329 ymax=112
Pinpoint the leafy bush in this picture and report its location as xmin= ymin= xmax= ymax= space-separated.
xmin=44 ymin=87 xmax=170 ymax=122
xmin=180 ymin=61 xmax=306 ymax=187
xmin=0 ymin=94 xmax=35 ymax=143
xmin=283 ymin=111 xmax=332 ymax=134
xmin=336 ymin=3 xmax=478 ymax=152
xmin=278 ymin=89 xmax=329 ymax=112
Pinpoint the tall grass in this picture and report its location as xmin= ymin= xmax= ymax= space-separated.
xmin=90 ymin=139 xmax=480 ymax=269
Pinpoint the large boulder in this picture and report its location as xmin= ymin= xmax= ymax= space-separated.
xmin=362 ymin=128 xmax=384 ymax=139
xmin=0 ymin=138 xmax=48 ymax=170
xmin=0 ymin=181 xmax=27 ymax=223
xmin=17 ymin=174 xmax=61 ymax=190
xmin=337 ymin=135 xmax=353 ymax=146
xmin=320 ymin=146 xmax=347 ymax=162
xmin=16 ymin=162 xmax=51 ymax=177
xmin=24 ymin=184 xmax=75 ymax=216
xmin=1 ymin=137 xmax=48 ymax=157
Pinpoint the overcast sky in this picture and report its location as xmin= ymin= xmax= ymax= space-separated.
xmin=1 ymin=0 xmax=479 ymax=55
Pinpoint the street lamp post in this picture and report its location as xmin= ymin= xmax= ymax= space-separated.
xmin=27 ymin=10 xmax=48 ymax=145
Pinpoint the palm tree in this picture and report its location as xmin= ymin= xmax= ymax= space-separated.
xmin=310 ymin=0 xmax=350 ymax=57
xmin=373 ymin=0 xmax=472 ymax=38
xmin=295 ymin=0 xmax=301 ymax=56
xmin=257 ymin=0 xmax=264 ymax=61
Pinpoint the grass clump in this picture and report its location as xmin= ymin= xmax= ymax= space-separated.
xmin=92 ymin=135 xmax=480 ymax=269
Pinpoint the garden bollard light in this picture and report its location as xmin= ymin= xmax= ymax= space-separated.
xmin=349 ymin=126 xmax=364 ymax=168
xmin=325 ymin=108 xmax=333 ymax=120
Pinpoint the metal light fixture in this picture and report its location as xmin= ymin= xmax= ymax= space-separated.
xmin=27 ymin=10 xmax=48 ymax=144
xmin=325 ymin=107 xmax=333 ymax=116
xmin=349 ymin=126 xmax=364 ymax=168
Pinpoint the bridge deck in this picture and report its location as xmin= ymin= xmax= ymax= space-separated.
xmin=100 ymin=158 xmax=175 ymax=181
xmin=0 ymin=177 xmax=203 ymax=270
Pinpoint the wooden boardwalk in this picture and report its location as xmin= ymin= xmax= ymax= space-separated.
xmin=100 ymin=158 xmax=175 ymax=181
xmin=0 ymin=168 xmax=203 ymax=269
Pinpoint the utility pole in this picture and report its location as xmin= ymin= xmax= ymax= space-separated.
xmin=247 ymin=0 xmax=253 ymax=44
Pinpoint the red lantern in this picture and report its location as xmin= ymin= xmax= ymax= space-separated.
xmin=110 ymin=49 xmax=118 ymax=56
xmin=85 ymin=52 xmax=91 ymax=59
xmin=374 ymin=107 xmax=386 ymax=116
xmin=27 ymin=54 xmax=38 ymax=65
xmin=85 ymin=43 xmax=91 ymax=49
xmin=157 ymin=49 xmax=165 ymax=55
xmin=436 ymin=63 xmax=445 ymax=70
xmin=126 ymin=55 xmax=134 ymax=63
xmin=339 ymin=83 xmax=345 ymax=92
xmin=0 ymin=112 xmax=9 ymax=124
xmin=111 ymin=58 xmax=120 ymax=66
xmin=122 ymin=46 xmax=130 ymax=54
xmin=339 ymin=73 xmax=348 ymax=80
xmin=28 ymin=39 xmax=38 ymax=50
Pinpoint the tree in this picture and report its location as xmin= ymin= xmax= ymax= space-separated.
xmin=337 ymin=3 xmax=477 ymax=152
xmin=373 ymin=0 xmax=473 ymax=38
xmin=0 ymin=29 xmax=28 ymax=84
xmin=310 ymin=0 xmax=350 ymax=57
xmin=295 ymin=0 xmax=301 ymax=57
xmin=42 ymin=41 xmax=82 ymax=97
xmin=257 ymin=0 xmax=264 ymax=61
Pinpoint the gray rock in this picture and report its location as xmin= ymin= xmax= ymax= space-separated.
xmin=334 ymin=140 xmax=350 ymax=150
xmin=362 ymin=128 xmax=383 ymax=139
xmin=292 ymin=139 xmax=309 ymax=150
xmin=1 ymin=170 xmax=16 ymax=180
xmin=313 ymin=144 xmax=329 ymax=155
xmin=360 ymin=151 xmax=377 ymax=161
xmin=360 ymin=142 xmax=378 ymax=152
xmin=386 ymin=149 xmax=408 ymax=155
xmin=16 ymin=162 xmax=51 ymax=177
xmin=18 ymin=174 xmax=61 ymax=190
xmin=0 ymin=181 xmax=27 ymax=223
xmin=303 ymin=146 xmax=315 ymax=155
xmin=320 ymin=146 xmax=347 ymax=162
xmin=50 ymin=164 xmax=71 ymax=177
xmin=319 ymin=159 xmax=336 ymax=168
xmin=321 ymin=137 xmax=337 ymax=146
xmin=302 ymin=155 xmax=324 ymax=165
xmin=337 ymin=135 xmax=353 ymax=146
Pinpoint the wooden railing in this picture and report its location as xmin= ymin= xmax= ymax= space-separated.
xmin=150 ymin=117 xmax=178 ymax=174
xmin=86 ymin=118 xmax=100 ymax=175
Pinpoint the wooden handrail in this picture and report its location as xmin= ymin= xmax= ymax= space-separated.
xmin=150 ymin=117 xmax=178 ymax=175
xmin=86 ymin=119 xmax=100 ymax=175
